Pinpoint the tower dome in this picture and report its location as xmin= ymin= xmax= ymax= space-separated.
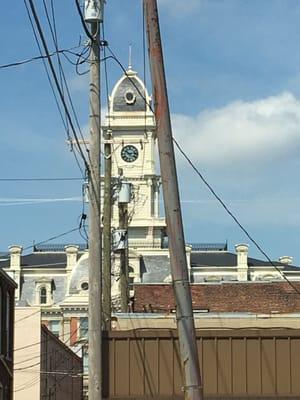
xmin=109 ymin=68 xmax=151 ymax=114
xmin=68 ymin=253 xmax=89 ymax=294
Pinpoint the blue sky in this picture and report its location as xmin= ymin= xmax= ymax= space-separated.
xmin=1 ymin=0 xmax=300 ymax=264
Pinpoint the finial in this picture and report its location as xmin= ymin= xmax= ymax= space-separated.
xmin=128 ymin=44 xmax=132 ymax=70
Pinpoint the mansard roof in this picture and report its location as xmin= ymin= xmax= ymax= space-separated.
xmin=110 ymin=69 xmax=150 ymax=113
xmin=191 ymin=251 xmax=300 ymax=272
xmin=0 ymin=252 xmax=67 ymax=268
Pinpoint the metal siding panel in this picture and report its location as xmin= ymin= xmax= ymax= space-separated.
xmin=203 ymin=338 xmax=217 ymax=395
xmin=114 ymin=339 xmax=130 ymax=396
xmin=110 ymin=339 xmax=116 ymax=397
xmin=129 ymin=338 xmax=144 ymax=396
xmin=216 ymin=338 xmax=231 ymax=395
xmin=261 ymin=338 xmax=276 ymax=394
xmin=246 ymin=338 xmax=261 ymax=394
xmin=276 ymin=338 xmax=291 ymax=395
xmin=232 ymin=338 xmax=247 ymax=395
xmin=102 ymin=337 xmax=109 ymax=398
xmin=173 ymin=338 xmax=183 ymax=395
xmin=291 ymin=338 xmax=300 ymax=394
xmin=158 ymin=338 xmax=174 ymax=395
xmin=144 ymin=339 xmax=158 ymax=396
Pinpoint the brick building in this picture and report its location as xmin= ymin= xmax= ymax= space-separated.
xmin=134 ymin=282 xmax=300 ymax=314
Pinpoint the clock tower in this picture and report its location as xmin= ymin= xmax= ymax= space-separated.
xmin=103 ymin=66 xmax=166 ymax=249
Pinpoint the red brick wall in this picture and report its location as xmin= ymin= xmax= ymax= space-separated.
xmin=70 ymin=317 xmax=78 ymax=345
xmin=133 ymin=282 xmax=300 ymax=314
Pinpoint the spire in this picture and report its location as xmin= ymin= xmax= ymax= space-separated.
xmin=128 ymin=44 xmax=132 ymax=71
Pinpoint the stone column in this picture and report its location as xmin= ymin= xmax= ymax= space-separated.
xmin=235 ymin=244 xmax=249 ymax=281
xmin=9 ymin=245 xmax=23 ymax=300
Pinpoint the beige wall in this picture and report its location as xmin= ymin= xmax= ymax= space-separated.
xmin=111 ymin=313 xmax=300 ymax=330
xmin=14 ymin=307 xmax=41 ymax=400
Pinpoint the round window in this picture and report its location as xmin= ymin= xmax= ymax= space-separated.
xmin=124 ymin=90 xmax=136 ymax=104
xmin=81 ymin=282 xmax=89 ymax=291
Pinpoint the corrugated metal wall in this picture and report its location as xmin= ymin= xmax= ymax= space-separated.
xmin=102 ymin=329 xmax=300 ymax=399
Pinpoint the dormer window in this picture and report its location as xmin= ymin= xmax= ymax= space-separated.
xmin=35 ymin=278 xmax=55 ymax=306
xmin=40 ymin=287 xmax=47 ymax=304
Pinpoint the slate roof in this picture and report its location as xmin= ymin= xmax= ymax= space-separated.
xmin=191 ymin=251 xmax=300 ymax=272
xmin=0 ymin=252 xmax=67 ymax=268
xmin=112 ymin=75 xmax=147 ymax=113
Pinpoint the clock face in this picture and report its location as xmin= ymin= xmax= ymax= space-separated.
xmin=121 ymin=145 xmax=139 ymax=163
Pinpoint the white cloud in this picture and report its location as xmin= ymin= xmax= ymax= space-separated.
xmin=172 ymin=92 xmax=300 ymax=167
xmin=158 ymin=0 xmax=200 ymax=16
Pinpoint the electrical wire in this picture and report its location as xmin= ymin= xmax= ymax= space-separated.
xmin=106 ymin=45 xmax=300 ymax=297
xmin=74 ymin=0 xmax=94 ymax=41
xmin=25 ymin=0 xmax=101 ymax=211
xmin=173 ymin=136 xmax=300 ymax=296
xmin=0 ymin=46 xmax=84 ymax=70
xmin=25 ymin=0 xmax=90 ymax=175
xmin=75 ymin=45 xmax=91 ymax=75
xmin=0 ymin=177 xmax=82 ymax=182
xmin=42 ymin=0 xmax=91 ymax=163
xmin=0 ymin=226 xmax=81 ymax=260
xmin=44 ymin=0 xmax=69 ymax=153
xmin=14 ymin=328 xmax=84 ymax=393
xmin=23 ymin=0 xmax=85 ymax=178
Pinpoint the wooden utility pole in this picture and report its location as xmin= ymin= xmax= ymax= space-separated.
xmin=144 ymin=1 xmax=203 ymax=399
xmin=119 ymin=202 xmax=129 ymax=312
xmin=103 ymin=130 xmax=112 ymax=329
xmin=86 ymin=1 xmax=103 ymax=399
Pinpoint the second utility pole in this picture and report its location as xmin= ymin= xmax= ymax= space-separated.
xmin=103 ymin=129 xmax=112 ymax=329
xmin=86 ymin=1 xmax=103 ymax=399
xmin=144 ymin=1 xmax=203 ymax=399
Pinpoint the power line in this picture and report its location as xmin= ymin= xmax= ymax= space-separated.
xmin=173 ymin=136 xmax=300 ymax=295
xmin=0 ymin=46 xmax=84 ymax=70
xmin=23 ymin=227 xmax=80 ymax=253
xmin=107 ymin=45 xmax=300 ymax=297
xmin=14 ymin=329 xmax=84 ymax=393
xmin=25 ymin=0 xmax=90 ymax=174
xmin=0 ymin=177 xmax=82 ymax=182
xmin=42 ymin=0 xmax=91 ymax=161
xmin=23 ymin=0 xmax=85 ymax=178
xmin=74 ymin=0 xmax=94 ymax=41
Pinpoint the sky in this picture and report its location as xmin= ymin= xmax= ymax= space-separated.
xmin=1 ymin=0 xmax=300 ymax=264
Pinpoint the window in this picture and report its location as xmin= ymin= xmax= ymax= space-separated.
xmin=35 ymin=279 xmax=54 ymax=306
xmin=40 ymin=287 xmax=47 ymax=304
xmin=49 ymin=320 xmax=60 ymax=337
xmin=80 ymin=317 xmax=88 ymax=338
xmin=83 ymin=347 xmax=89 ymax=375
xmin=129 ymin=276 xmax=134 ymax=289
xmin=81 ymin=282 xmax=89 ymax=291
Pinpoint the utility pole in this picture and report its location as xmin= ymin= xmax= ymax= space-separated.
xmin=85 ymin=1 xmax=103 ymax=400
xmin=103 ymin=129 xmax=112 ymax=329
xmin=118 ymin=181 xmax=131 ymax=312
xmin=119 ymin=202 xmax=129 ymax=312
xmin=144 ymin=1 xmax=203 ymax=400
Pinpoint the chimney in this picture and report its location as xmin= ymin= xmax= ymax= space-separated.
xmin=9 ymin=245 xmax=22 ymax=301
xmin=235 ymin=244 xmax=249 ymax=281
xmin=279 ymin=256 xmax=293 ymax=265
xmin=9 ymin=245 xmax=23 ymax=269
xmin=65 ymin=245 xmax=79 ymax=271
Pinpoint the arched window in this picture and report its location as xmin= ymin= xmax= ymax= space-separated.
xmin=40 ymin=287 xmax=47 ymax=304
